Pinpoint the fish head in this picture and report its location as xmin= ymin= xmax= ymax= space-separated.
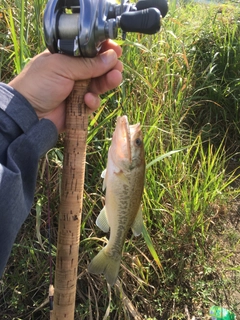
xmin=110 ymin=115 xmax=145 ymax=170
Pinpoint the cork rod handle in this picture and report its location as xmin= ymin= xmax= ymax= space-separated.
xmin=51 ymin=79 xmax=90 ymax=319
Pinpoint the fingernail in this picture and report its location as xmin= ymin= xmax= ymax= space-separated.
xmin=100 ymin=50 xmax=116 ymax=65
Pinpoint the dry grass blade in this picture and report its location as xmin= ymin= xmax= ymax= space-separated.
xmin=31 ymin=296 xmax=49 ymax=314
xmin=115 ymin=280 xmax=143 ymax=320
xmin=102 ymin=284 xmax=111 ymax=320
xmin=85 ymin=273 xmax=99 ymax=320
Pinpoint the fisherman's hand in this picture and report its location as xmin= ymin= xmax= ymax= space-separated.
xmin=9 ymin=40 xmax=123 ymax=133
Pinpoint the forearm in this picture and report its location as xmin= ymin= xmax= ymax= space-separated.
xmin=0 ymin=83 xmax=58 ymax=276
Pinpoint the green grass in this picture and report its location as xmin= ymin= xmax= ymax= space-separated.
xmin=1 ymin=0 xmax=240 ymax=319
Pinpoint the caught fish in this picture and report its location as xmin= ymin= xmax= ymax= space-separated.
xmin=88 ymin=115 xmax=145 ymax=286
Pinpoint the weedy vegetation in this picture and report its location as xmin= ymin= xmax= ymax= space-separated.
xmin=0 ymin=0 xmax=240 ymax=319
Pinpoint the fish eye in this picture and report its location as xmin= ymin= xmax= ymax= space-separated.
xmin=135 ymin=138 xmax=142 ymax=146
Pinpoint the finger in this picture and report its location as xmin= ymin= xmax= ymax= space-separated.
xmin=51 ymin=49 xmax=119 ymax=81
xmin=41 ymin=40 xmax=122 ymax=58
xmin=99 ymin=40 xmax=122 ymax=58
xmin=89 ymin=68 xmax=123 ymax=95
xmin=84 ymin=93 xmax=101 ymax=112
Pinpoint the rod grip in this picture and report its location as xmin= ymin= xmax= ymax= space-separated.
xmin=52 ymin=79 xmax=90 ymax=320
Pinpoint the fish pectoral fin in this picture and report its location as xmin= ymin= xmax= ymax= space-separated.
xmin=131 ymin=206 xmax=144 ymax=236
xmin=114 ymin=170 xmax=129 ymax=185
xmin=101 ymin=169 xmax=107 ymax=191
xmin=96 ymin=206 xmax=110 ymax=233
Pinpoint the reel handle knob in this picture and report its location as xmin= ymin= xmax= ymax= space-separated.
xmin=120 ymin=8 xmax=160 ymax=35
xmin=136 ymin=0 xmax=168 ymax=18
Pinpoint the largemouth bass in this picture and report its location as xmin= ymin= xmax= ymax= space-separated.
xmin=88 ymin=115 xmax=145 ymax=286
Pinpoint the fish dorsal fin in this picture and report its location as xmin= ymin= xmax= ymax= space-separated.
xmin=101 ymin=169 xmax=107 ymax=191
xmin=96 ymin=206 xmax=110 ymax=233
xmin=131 ymin=206 xmax=143 ymax=236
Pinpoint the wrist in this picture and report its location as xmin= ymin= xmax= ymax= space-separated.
xmin=41 ymin=104 xmax=66 ymax=133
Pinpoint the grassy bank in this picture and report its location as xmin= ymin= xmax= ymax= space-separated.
xmin=0 ymin=0 xmax=240 ymax=319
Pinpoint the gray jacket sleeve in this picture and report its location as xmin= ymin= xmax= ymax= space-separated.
xmin=0 ymin=83 xmax=58 ymax=276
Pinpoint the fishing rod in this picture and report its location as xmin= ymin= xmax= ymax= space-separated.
xmin=43 ymin=0 xmax=168 ymax=318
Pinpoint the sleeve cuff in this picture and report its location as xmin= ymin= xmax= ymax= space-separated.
xmin=0 ymin=83 xmax=39 ymax=132
xmin=27 ymin=118 xmax=59 ymax=158
xmin=0 ymin=82 xmax=59 ymax=157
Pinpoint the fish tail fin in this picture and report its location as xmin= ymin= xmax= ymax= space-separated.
xmin=88 ymin=248 xmax=121 ymax=286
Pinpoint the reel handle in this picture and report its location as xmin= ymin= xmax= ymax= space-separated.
xmin=120 ymin=8 xmax=161 ymax=35
xmin=136 ymin=0 xmax=168 ymax=17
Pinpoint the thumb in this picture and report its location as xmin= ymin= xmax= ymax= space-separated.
xmin=56 ymin=49 xmax=119 ymax=81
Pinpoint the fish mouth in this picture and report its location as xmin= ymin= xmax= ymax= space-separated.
xmin=116 ymin=115 xmax=132 ymax=162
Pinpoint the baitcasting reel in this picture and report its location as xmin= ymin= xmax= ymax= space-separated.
xmin=44 ymin=0 xmax=168 ymax=57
